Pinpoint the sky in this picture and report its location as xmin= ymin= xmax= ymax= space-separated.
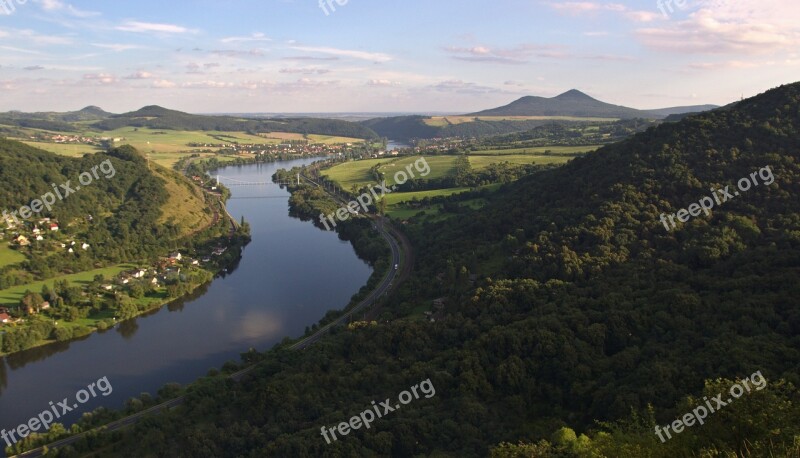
xmin=0 ymin=0 xmax=798 ymax=113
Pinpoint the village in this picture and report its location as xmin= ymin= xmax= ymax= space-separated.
xmin=0 ymin=215 xmax=228 ymax=331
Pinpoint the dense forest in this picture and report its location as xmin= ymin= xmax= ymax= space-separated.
xmin=22 ymin=83 xmax=800 ymax=457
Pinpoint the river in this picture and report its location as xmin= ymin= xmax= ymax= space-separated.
xmin=0 ymin=157 xmax=373 ymax=445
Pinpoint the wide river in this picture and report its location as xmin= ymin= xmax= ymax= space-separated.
xmin=0 ymin=158 xmax=373 ymax=443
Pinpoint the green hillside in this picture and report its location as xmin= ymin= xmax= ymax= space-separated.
xmin=20 ymin=83 xmax=800 ymax=457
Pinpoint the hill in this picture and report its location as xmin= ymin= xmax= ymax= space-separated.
xmin=642 ymin=104 xmax=718 ymax=118
xmin=93 ymin=105 xmax=379 ymax=139
xmin=470 ymin=89 xmax=647 ymax=118
xmin=0 ymin=106 xmax=113 ymax=132
xmin=471 ymin=90 xmax=718 ymax=120
xmin=0 ymin=139 xmax=211 ymax=266
xmin=57 ymin=82 xmax=800 ymax=457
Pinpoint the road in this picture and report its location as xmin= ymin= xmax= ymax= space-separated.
xmin=10 ymin=170 xmax=410 ymax=458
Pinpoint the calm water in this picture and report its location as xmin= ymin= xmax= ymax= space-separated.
xmin=0 ymin=158 xmax=372 ymax=440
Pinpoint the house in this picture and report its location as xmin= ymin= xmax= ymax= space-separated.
xmin=40 ymin=301 xmax=50 ymax=310
xmin=49 ymin=223 xmax=59 ymax=231
xmin=36 ymin=235 xmax=44 ymax=241
xmin=32 ymin=226 xmax=41 ymax=235
xmin=169 ymin=252 xmax=182 ymax=262
xmin=101 ymin=284 xmax=114 ymax=291
xmin=81 ymin=243 xmax=90 ymax=250
xmin=15 ymin=235 xmax=30 ymax=246
xmin=433 ymin=297 xmax=446 ymax=309
xmin=0 ymin=313 xmax=11 ymax=323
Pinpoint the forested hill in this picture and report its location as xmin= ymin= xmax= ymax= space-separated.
xmin=0 ymin=139 xmax=200 ymax=267
xmin=92 ymin=105 xmax=379 ymax=139
xmin=59 ymin=83 xmax=800 ymax=457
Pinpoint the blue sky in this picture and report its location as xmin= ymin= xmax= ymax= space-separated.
xmin=0 ymin=0 xmax=797 ymax=113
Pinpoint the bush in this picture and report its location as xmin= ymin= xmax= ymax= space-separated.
xmin=53 ymin=326 xmax=73 ymax=341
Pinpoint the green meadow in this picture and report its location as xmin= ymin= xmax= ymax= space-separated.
xmin=0 ymin=264 xmax=133 ymax=306
xmin=0 ymin=244 xmax=26 ymax=269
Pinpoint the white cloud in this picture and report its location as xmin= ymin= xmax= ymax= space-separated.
xmin=152 ymin=79 xmax=177 ymax=88
xmin=289 ymin=46 xmax=392 ymax=62
xmin=430 ymin=79 xmax=500 ymax=94
xmin=92 ymin=43 xmax=144 ymax=52
xmin=280 ymin=67 xmax=331 ymax=75
xmin=635 ymin=1 xmax=800 ymax=54
xmin=83 ymin=73 xmax=118 ymax=84
xmin=117 ymin=21 xmax=193 ymax=34
xmin=367 ymin=79 xmax=401 ymax=87
xmin=221 ymin=33 xmax=271 ymax=44
xmin=36 ymin=0 xmax=100 ymax=18
xmin=124 ymin=71 xmax=153 ymax=79
xmin=4 ymin=28 xmax=74 ymax=45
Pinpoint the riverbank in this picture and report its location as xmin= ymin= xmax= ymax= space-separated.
xmin=0 ymin=236 xmax=248 ymax=357
xmin=0 ymin=186 xmax=251 ymax=358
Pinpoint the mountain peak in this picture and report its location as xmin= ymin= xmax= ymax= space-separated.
xmin=79 ymin=105 xmax=108 ymax=114
xmin=553 ymin=89 xmax=595 ymax=100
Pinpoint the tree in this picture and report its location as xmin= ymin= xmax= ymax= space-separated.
xmin=20 ymin=291 xmax=44 ymax=314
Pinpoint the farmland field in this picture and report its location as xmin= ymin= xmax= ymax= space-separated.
xmin=21 ymin=141 xmax=103 ymax=157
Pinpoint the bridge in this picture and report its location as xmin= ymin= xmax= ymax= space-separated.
xmin=215 ymin=174 xmax=300 ymax=187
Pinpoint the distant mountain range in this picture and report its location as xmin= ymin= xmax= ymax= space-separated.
xmin=0 ymin=105 xmax=379 ymax=139
xmin=0 ymin=93 xmax=719 ymax=142
xmin=470 ymin=89 xmax=717 ymax=119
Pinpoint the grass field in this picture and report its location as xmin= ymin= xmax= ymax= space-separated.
xmin=323 ymin=151 xmax=584 ymax=191
xmin=0 ymin=264 xmax=133 ymax=306
xmin=322 ymin=158 xmax=389 ymax=190
xmin=323 ymin=156 xmax=461 ymax=190
xmin=469 ymin=154 xmax=575 ymax=169
xmin=384 ymin=187 xmax=472 ymax=206
xmin=307 ymin=134 xmax=363 ymax=144
xmin=469 ymin=145 xmax=601 ymax=155
xmin=379 ymin=156 xmax=457 ymax=184
xmin=21 ymin=141 xmax=103 ymax=156
xmin=424 ymin=116 xmax=618 ymax=126
xmin=0 ymin=244 xmax=26 ymax=268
